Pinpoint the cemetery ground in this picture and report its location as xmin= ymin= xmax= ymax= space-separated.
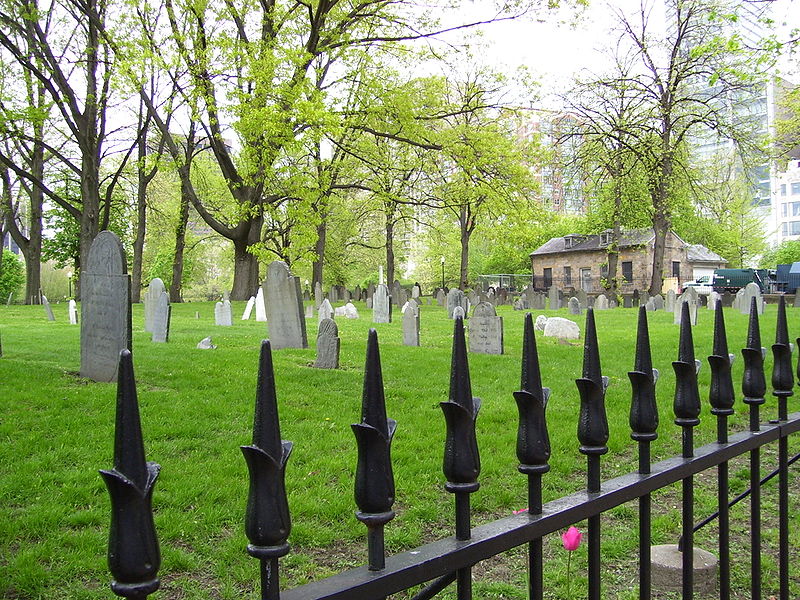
xmin=1 ymin=300 xmax=798 ymax=599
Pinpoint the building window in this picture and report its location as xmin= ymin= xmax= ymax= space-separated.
xmin=784 ymin=221 xmax=800 ymax=236
xmin=563 ymin=266 xmax=572 ymax=286
xmin=782 ymin=184 xmax=787 ymax=196
xmin=672 ymin=261 xmax=680 ymax=278
xmin=792 ymin=182 xmax=800 ymax=195
xmin=543 ymin=268 xmax=552 ymax=288
xmin=621 ymin=261 xmax=633 ymax=282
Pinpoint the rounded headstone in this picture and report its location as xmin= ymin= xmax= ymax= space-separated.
xmin=651 ymin=545 xmax=717 ymax=595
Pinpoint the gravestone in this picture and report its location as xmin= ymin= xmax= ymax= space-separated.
xmin=523 ymin=285 xmax=535 ymax=309
xmin=372 ymin=283 xmax=391 ymax=323
xmin=68 ymin=299 xmax=78 ymax=325
xmin=344 ymin=302 xmax=359 ymax=319
xmin=486 ymin=290 xmax=495 ymax=305
xmin=393 ymin=280 xmax=403 ymax=308
xmin=6 ymin=293 xmax=11 ymax=305
xmin=42 ymin=295 xmax=55 ymax=321
xmin=708 ymin=291 xmax=720 ymax=310
xmin=576 ymin=289 xmax=588 ymax=309
xmin=497 ymin=288 xmax=508 ymax=306
xmin=305 ymin=304 xmax=313 ymax=318
xmin=513 ymin=298 xmax=524 ymax=310
xmin=594 ymin=294 xmax=609 ymax=310
xmin=652 ymin=294 xmax=664 ymax=311
xmin=80 ymin=231 xmax=132 ymax=382
xmin=215 ymin=300 xmax=232 ymax=326
xmin=411 ymin=283 xmax=421 ymax=299
xmin=263 ymin=261 xmax=308 ymax=349
xmin=223 ymin=291 xmax=230 ymax=303
xmin=722 ymin=291 xmax=734 ymax=308
xmin=255 ymin=287 xmax=267 ymax=322
xmin=742 ymin=282 xmax=764 ymax=315
xmin=354 ymin=285 xmax=362 ymax=301
xmin=548 ymin=286 xmax=561 ymax=310
xmin=569 ymin=297 xmax=582 ymax=315
xmin=378 ymin=266 xmax=384 ymax=285
xmin=402 ymin=302 xmax=420 ymax=346
xmin=197 ymin=336 xmax=216 ymax=350
xmin=366 ymin=297 xmax=373 ymax=309
xmin=640 ymin=291 xmax=650 ymax=308
xmin=469 ymin=302 xmax=503 ymax=354
xmin=645 ymin=297 xmax=656 ymax=311
xmin=543 ymin=317 xmax=580 ymax=340
xmin=632 ymin=289 xmax=640 ymax=307
xmin=733 ymin=288 xmax=746 ymax=312
xmin=318 ymin=298 xmax=334 ymax=322
xmin=468 ymin=291 xmax=480 ymax=306
xmin=452 ymin=306 xmax=465 ymax=319
xmin=698 ymin=294 xmax=707 ymax=308
xmin=303 ymin=290 xmax=310 ymax=302
xmin=334 ymin=305 xmax=347 ymax=317
xmin=151 ymin=292 xmax=171 ymax=343
xmin=314 ymin=281 xmax=323 ymax=308
xmin=665 ymin=289 xmax=676 ymax=313
xmin=143 ymin=278 xmax=165 ymax=332
xmin=447 ymin=288 xmax=469 ymax=319
xmin=367 ymin=283 xmax=375 ymax=301
xmin=673 ymin=298 xmax=697 ymax=326
xmin=623 ymin=296 xmax=633 ymax=309
xmin=314 ymin=319 xmax=340 ymax=369
xmin=242 ymin=296 xmax=256 ymax=320
xmin=329 ymin=285 xmax=338 ymax=304
xmin=436 ymin=288 xmax=446 ymax=306
xmin=532 ymin=292 xmax=547 ymax=310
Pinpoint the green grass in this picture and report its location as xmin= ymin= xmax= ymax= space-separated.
xmin=1 ymin=300 xmax=798 ymax=599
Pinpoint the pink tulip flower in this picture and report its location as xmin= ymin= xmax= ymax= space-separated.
xmin=561 ymin=526 xmax=582 ymax=551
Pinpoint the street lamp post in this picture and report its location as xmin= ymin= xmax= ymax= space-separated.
xmin=440 ymin=256 xmax=445 ymax=291
xmin=67 ymin=271 xmax=72 ymax=299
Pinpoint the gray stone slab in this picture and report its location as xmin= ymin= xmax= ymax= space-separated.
xmin=651 ymin=544 xmax=717 ymax=595
xmin=665 ymin=289 xmax=676 ymax=312
xmin=314 ymin=318 xmax=339 ymax=369
xmin=242 ymin=296 xmax=256 ymax=320
xmin=263 ymin=261 xmax=308 ymax=349
xmin=594 ymin=294 xmax=608 ymax=310
xmin=255 ymin=287 xmax=267 ymax=322
xmin=543 ymin=317 xmax=579 ymax=340
xmin=80 ymin=231 xmax=131 ymax=382
xmin=372 ymin=283 xmax=391 ymax=323
xmin=143 ymin=278 xmax=165 ymax=332
xmin=314 ymin=281 xmax=323 ymax=308
xmin=436 ymin=288 xmax=446 ymax=306
xmin=652 ymin=294 xmax=664 ymax=311
xmin=151 ymin=291 xmax=170 ymax=343
xmin=402 ymin=302 xmax=420 ymax=346
xmin=447 ymin=288 xmax=469 ymax=319
xmin=469 ymin=302 xmax=503 ymax=354
xmin=42 ymin=295 xmax=55 ymax=321
xmin=742 ymin=282 xmax=764 ymax=315
xmin=68 ymin=299 xmax=78 ymax=325
xmin=318 ymin=298 xmax=334 ymax=322
xmin=215 ymin=300 xmax=232 ymax=326
xmin=548 ymin=286 xmax=561 ymax=310
xmin=569 ymin=297 xmax=582 ymax=314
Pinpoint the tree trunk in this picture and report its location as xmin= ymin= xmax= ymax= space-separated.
xmin=312 ymin=219 xmax=326 ymax=290
xmin=605 ymin=173 xmax=622 ymax=294
xmin=230 ymin=216 xmax=263 ymax=300
xmin=169 ymin=184 xmax=190 ymax=302
xmin=131 ymin=131 xmax=148 ymax=303
xmin=459 ymin=228 xmax=470 ymax=290
xmin=78 ymin=149 xmax=101 ymax=299
xmin=649 ymin=153 xmax=672 ymax=295
xmin=385 ymin=218 xmax=395 ymax=287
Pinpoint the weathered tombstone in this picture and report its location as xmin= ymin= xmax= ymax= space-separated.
xmin=378 ymin=265 xmax=384 ymax=285
xmin=523 ymin=285 xmax=535 ymax=309
xmin=533 ymin=292 xmax=547 ymax=310
xmin=6 ymin=293 xmax=11 ymax=305
xmin=486 ymin=290 xmax=495 ymax=305
xmin=673 ymin=298 xmax=697 ymax=326
xmin=665 ymin=289 xmax=676 ymax=313
xmin=344 ymin=302 xmax=359 ymax=319
xmin=569 ymin=296 xmax=582 ymax=315
xmin=367 ymin=283 xmax=375 ymax=301
xmin=733 ymin=288 xmax=745 ymax=312
xmin=222 ymin=291 xmax=230 ymax=303
xmin=698 ymin=294 xmax=707 ymax=308
xmin=314 ymin=318 xmax=340 ymax=369
xmin=742 ymin=282 xmax=764 ymax=315
xmin=314 ymin=281 xmax=324 ymax=308
xmin=594 ymin=294 xmax=609 ymax=310
xmin=329 ymin=285 xmax=338 ymax=304
xmin=68 ymin=299 xmax=79 ymax=325
xmin=645 ymin=297 xmax=656 ymax=311
xmin=513 ymin=298 xmax=524 ymax=310
xmin=411 ymin=283 xmax=421 ymax=299
xmin=366 ymin=297 xmax=373 ymax=309
xmin=305 ymin=304 xmax=313 ymax=318
xmin=543 ymin=317 xmax=580 ymax=340
xmin=640 ymin=291 xmax=650 ymax=308
xmin=215 ymin=300 xmax=233 ymax=326
xmin=242 ymin=296 xmax=256 ymax=320
xmin=469 ymin=302 xmax=503 ymax=354
xmin=447 ymin=288 xmax=468 ymax=319
xmin=372 ymin=283 xmax=391 ymax=323
xmin=652 ymin=294 xmax=664 ymax=311
xmin=143 ymin=278 xmax=165 ymax=332
xmin=42 ymin=295 xmax=55 ymax=321
xmin=436 ymin=288 xmax=446 ymax=306
xmin=354 ymin=285 xmax=362 ymax=301
xmin=302 ymin=290 xmax=310 ymax=302
xmin=452 ymin=305 xmax=465 ymax=320
xmin=151 ymin=292 xmax=171 ymax=343
xmin=318 ymin=298 xmax=334 ymax=322
xmin=402 ymin=302 xmax=420 ymax=346
xmin=196 ymin=336 xmax=216 ymax=349
xmin=334 ymin=305 xmax=347 ymax=317
xmin=263 ymin=260 xmax=308 ymax=349
xmin=623 ymin=296 xmax=633 ymax=309
xmin=80 ymin=231 xmax=131 ymax=382
xmin=534 ymin=314 xmax=548 ymax=332
xmin=468 ymin=291 xmax=480 ymax=306
xmin=255 ymin=287 xmax=267 ymax=322
xmin=722 ymin=291 xmax=734 ymax=308
xmin=392 ymin=280 xmax=403 ymax=308
xmin=708 ymin=291 xmax=721 ymax=310
xmin=632 ymin=289 xmax=640 ymax=307
xmin=548 ymin=286 xmax=561 ymax=310
xmin=576 ymin=289 xmax=588 ymax=309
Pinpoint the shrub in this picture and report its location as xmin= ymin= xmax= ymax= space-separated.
xmin=0 ymin=249 xmax=25 ymax=301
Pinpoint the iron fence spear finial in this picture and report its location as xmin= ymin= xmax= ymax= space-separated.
xmin=742 ymin=297 xmax=766 ymax=427
xmin=577 ymin=308 xmax=609 ymax=470
xmin=100 ymin=349 xmax=161 ymax=599
xmin=629 ymin=305 xmax=658 ymax=451
xmin=352 ymin=329 xmax=396 ymax=572
xmin=515 ymin=313 xmax=551 ymax=475
xmin=771 ymin=296 xmax=793 ymax=420
xmin=709 ymin=301 xmax=735 ymax=424
xmin=241 ymin=340 xmax=293 ymax=600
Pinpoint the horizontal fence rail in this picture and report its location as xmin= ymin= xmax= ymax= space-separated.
xmin=100 ymin=296 xmax=798 ymax=600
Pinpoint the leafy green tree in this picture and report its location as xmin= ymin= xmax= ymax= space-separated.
xmin=0 ymin=248 xmax=24 ymax=300
xmin=759 ymin=240 xmax=800 ymax=268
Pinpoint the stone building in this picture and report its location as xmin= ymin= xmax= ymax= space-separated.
xmin=529 ymin=228 xmax=726 ymax=293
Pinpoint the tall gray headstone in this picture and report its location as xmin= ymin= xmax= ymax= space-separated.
xmin=242 ymin=296 xmax=256 ymax=320
xmin=568 ymin=297 xmax=582 ymax=315
xmin=708 ymin=291 xmax=721 ymax=310
xmin=263 ymin=261 xmax=308 ymax=349
xmin=215 ymin=300 xmax=232 ymax=326
xmin=305 ymin=304 xmax=313 ymax=318
xmin=318 ymin=298 xmax=334 ymax=322
xmin=42 ymin=295 xmax=55 ymax=321
xmin=436 ymin=288 xmax=446 ymax=306
xmin=151 ymin=291 xmax=171 ymax=343
xmin=80 ymin=231 xmax=131 ymax=382
xmin=576 ymin=289 xmax=588 ymax=309
xmin=314 ymin=318 xmax=339 ymax=369
xmin=372 ymin=283 xmax=391 ymax=323
xmin=623 ymin=296 xmax=633 ymax=309
xmin=452 ymin=306 xmax=465 ymax=319
xmin=314 ymin=281 xmax=323 ymax=308
xmin=411 ymin=284 xmax=421 ymax=299
xmin=5 ymin=293 xmax=11 ymax=306
xmin=548 ymin=286 xmax=560 ymax=310
xmin=674 ymin=299 xmax=698 ymax=326
xmin=143 ymin=278 xmax=165 ymax=332
xmin=402 ymin=302 xmax=420 ymax=346
xmin=665 ymin=289 xmax=676 ymax=313
xmin=469 ymin=302 xmax=503 ymax=354
xmin=742 ymin=282 xmax=764 ymax=315
xmin=447 ymin=288 xmax=468 ymax=319
xmin=652 ymin=294 xmax=664 ymax=311
xmin=255 ymin=287 xmax=267 ymax=322
xmin=68 ymin=299 xmax=78 ymax=325
xmin=594 ymin=294 xmax=609 ymax=310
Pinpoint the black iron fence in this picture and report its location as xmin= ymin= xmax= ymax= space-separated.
xmin=101 ymin=298 xmax=798 ymax=600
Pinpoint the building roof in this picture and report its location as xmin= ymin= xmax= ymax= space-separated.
xmin=530 ymin=228 xmax=657 ymax=256
xmin=686 ymin=244 xmax=728 ymax=265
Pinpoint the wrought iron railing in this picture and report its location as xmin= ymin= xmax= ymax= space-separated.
xmin=100 ymin=297 xmax=798 ymax=600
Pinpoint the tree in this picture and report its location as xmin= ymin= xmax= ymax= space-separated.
xmin=0 ymin=248 xmax=24 ymax=300
xmin=759 ymin=239 xmax=800 ymax=268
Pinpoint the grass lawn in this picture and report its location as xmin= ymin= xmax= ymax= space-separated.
xmin=1 ymin=299 xmax=798 ymax=599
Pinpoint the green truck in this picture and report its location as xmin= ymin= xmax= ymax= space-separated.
xmin=711 ymin=268 xmax=769 ymax=293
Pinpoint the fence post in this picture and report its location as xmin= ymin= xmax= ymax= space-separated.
xmin=576 ymin=308 xmax=608 ymax=600
xmin=514 ymin=313 xmax=550 ymax=600
xmin=241 ymin=340 xmax=293 ymax=600
xmin=352 ymin=329 xmax=396 ymax=574
xmin=99 ymin=349 xmax=161 ymax=599
xmin=741 ymin=297 xmax=765 ymax=600
xmin=441 ymin=315 xmax=480 ymax=599
xmin=628 ymin=306 xmax=658 ymax=600
xmin=708 ymin=301 xmax=735 ymax=600
xmin=771 ymin=296 xmax=793 ymax=600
